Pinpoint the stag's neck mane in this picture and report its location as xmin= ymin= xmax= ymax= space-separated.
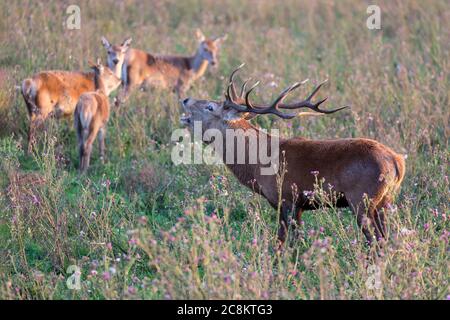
xmin=220 ymin=119 xmax=276 ymax=189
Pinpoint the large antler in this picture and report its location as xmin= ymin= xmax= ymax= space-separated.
xmin=224 ymin=64 xmax=349 ymax=119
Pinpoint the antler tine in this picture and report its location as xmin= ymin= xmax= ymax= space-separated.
xmin=241 ymin=81 xmax=300 ymax=119
xmin=239 ymin=78 xmax=251 ymax=99
xmin=244 ymin=81 xmax=260 ymax=109
xmin=226 ymin=63 xmax=245 ymax=101
xmin=269 ymin=82 xmax=302 ymax=109
xmin=278 ymin=79 xmax=349 ymax=114
xmin=306 ymin=79 xmax=327 ymax=101
xmin=223 ymin=66 xmax=348 ymax=119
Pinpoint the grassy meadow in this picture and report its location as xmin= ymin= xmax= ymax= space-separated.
xmin=0 ymin=0 xmax=448 ymax=299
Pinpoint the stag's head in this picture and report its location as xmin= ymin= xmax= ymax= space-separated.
xmin=195 ymin=29 xmax=227 ymax=67
xmin=180 ymin=64 xmax=349 ymax=135
xmin=101 ymin=36 xmax=132 ymax=76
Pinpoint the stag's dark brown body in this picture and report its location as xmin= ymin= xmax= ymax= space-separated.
xmin=225 ymin=120 xmax=405 ymax=244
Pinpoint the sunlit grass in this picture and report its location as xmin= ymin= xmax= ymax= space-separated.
xmin=0 ymin=0 xmax=448 ymax=299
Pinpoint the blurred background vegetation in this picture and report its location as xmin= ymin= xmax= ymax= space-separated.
xmin=0 ymin=0 xmax=448 ymax=299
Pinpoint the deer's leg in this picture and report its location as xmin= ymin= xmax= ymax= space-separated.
xmin=98 ymin=126 xmax=106 ymax=164
xmin=373 ymin=196 xmax=391 ymax=241
xmin=174 ymin=86 xmax=181 ymax=99
xmin=295 ymin=207 xmax=303 ymax=226
xmin=80 ymin=126 xmax=99 ymax=174
xmin=174 ymin=80 xmax=188 ymax=99
xmin=357 ymin=210 xmax=374 ymax=246
xmin=290 ymin=207 xmax=303 ymax=241
xmin=78 ymin=139 xmax=85 ymax=172
xmin=346 ymin=193 xmax=375 ymax=246
xmin=116 ymin=76 xmax=137 ymax=106
xmin=81 ymin=141 xmax=92 ymax=174
xmin=277 ymin=202 xmax=294 ymax=247
xmin=116 ymin=86 xmax=129 ymax=106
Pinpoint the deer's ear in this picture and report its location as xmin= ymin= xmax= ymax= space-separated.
xmin=242 ymin=112 xmax=258 ymax=120
xmin=88 ymin=59 xmax=97 ymax=69
xmin=214 ymin=34 xmax=228 ymax=45
xmin=223 ymin=108 xmax=243 ymax=121
xmin=101 ymin=36 xmax=111 ymax=49
xmin=195 ymin=29 xmax=205 ymax=42
xmin=122 ymin=37 xmax=132 ymax=50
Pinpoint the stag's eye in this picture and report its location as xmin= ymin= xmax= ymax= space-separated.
xmin=206 ymin=104 xmax=214 ymax=112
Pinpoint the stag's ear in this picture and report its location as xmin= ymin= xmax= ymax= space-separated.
xmin=101 ymin=36 xmax=111 ymax=49
xmin=223 ymin=107 xmax=243 ymax=121
xmin=195 ymin=28 xmax=205 ymax=42
xmin=88 ymin=59 xmax=97 ymax=69
xmin=242 ymin=112 xmax=258 ymax=120
xmin=122 ymin=37 xmax=132 ymax=50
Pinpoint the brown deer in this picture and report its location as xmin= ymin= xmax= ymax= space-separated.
xmin=21 ymin=57 xmax=127 ymax=153
xmin=74 ymin=60 xmax=122 ymax=173
xmin=101 ymin=36 xmax=132 ymax=79
xmin=102 ymin=29 xmax=227 ymax=101
xmin=180 ymin=64 xmax=405 ymax=246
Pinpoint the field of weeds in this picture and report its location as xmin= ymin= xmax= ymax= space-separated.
xmin=0 ymin=0 xmax=448 ymax=299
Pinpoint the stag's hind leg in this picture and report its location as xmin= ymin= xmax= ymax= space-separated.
xmin=373 ymin=196 xmax=392 ymax=241
xmin=346 ymin=192 xmax=375 ymax=246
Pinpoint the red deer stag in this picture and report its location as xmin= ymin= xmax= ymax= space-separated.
xmin=180 ymin=64 xmax=405 ymax=246
xmin=102 ymin=29 xmax=227 ymax=101
xmin=74 ymin=60 xmax=122 ymax=173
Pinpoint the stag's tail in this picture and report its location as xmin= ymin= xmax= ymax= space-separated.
xmin=393 ymin=153 xmax=406 ymax=189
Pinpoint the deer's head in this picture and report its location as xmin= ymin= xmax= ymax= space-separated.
xmin=101 ymin=36 xmax=132 ymax=76
xmin=195 ymin=29 xmax=227 ymax=67
xmin=89 ymin=59 xmax=122 ymax=96
xmin=180 ymin=64 xmax=349 ymax=136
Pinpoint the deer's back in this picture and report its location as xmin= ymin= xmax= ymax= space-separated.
xmin=127 ymin=49 xmax=190 ymax=87
xmin=31 ymin=70 xmax=95 ymax=117
xmin=277 ymin=138 xmax=404 ymax=203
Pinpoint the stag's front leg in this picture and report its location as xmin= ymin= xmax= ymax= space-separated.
xmin=289 ymin=207 xmax=304 ymax=243
xmin=276 ymin=203 xmax=292 ymax=249
xmin=356 ymin=207 xmax=375 ymax=246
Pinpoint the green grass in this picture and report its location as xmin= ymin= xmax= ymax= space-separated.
xmin=0 ymin=0 xmax=448 ymax=299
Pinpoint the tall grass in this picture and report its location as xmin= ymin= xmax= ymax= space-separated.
xmin=0 ymin=0 xmax=448 ymax=299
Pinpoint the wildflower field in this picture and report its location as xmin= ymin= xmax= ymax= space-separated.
xmin=0 ymin=0 xmax=448 ymax=299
